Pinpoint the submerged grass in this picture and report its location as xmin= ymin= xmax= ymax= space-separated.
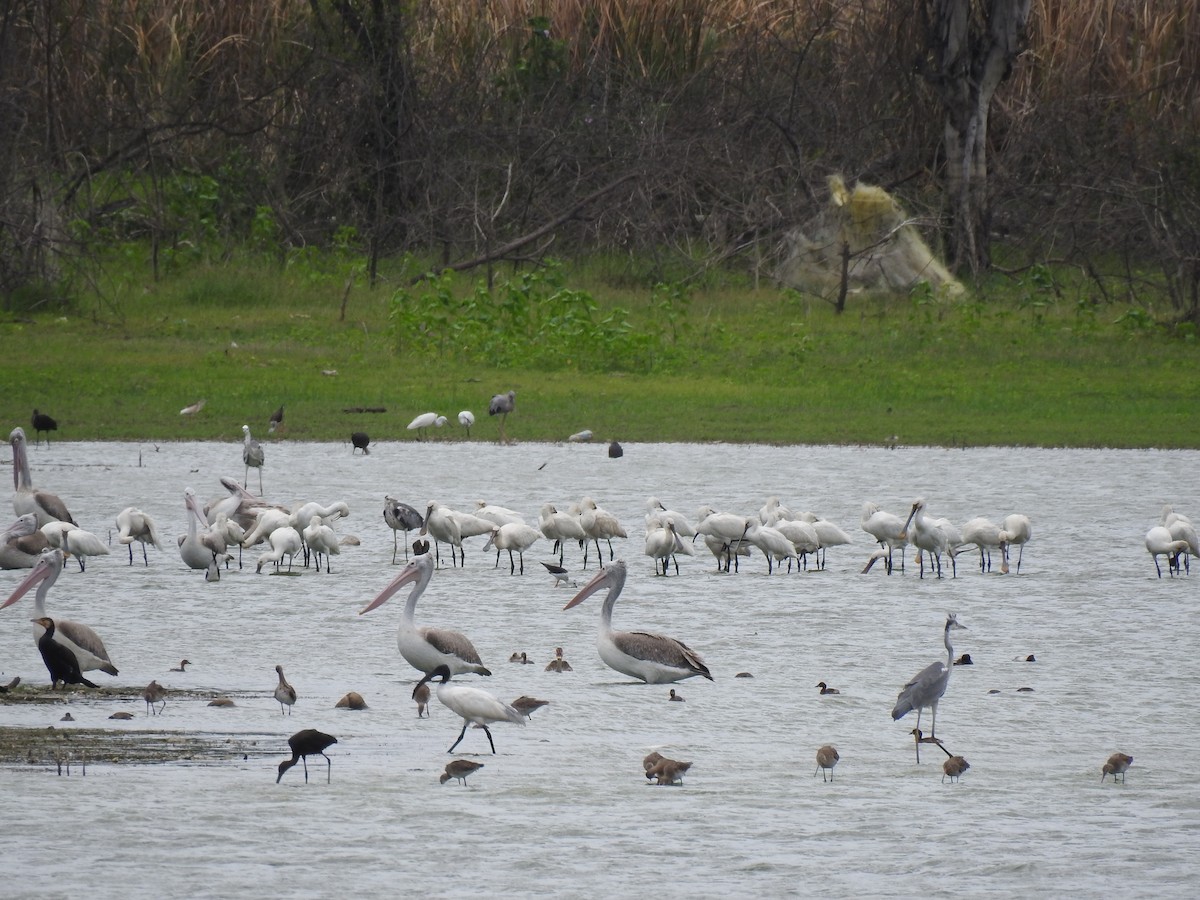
xmin=1 ymin=255 xmax=1197 ymax=448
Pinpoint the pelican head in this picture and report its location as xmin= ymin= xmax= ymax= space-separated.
xmin=564 ymin=559 xmax=627 ymax=610
xmin=2 ymin=548 xmax=64 ymax=608
xmin=359 ymin=553 xmax=434 ymax=614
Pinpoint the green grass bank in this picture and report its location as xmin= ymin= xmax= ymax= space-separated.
xmin=2 ymin=256 xmax=1196 ymax=449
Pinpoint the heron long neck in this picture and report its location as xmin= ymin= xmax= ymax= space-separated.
xmin=944 ymin=622 xmax=955 ymax=665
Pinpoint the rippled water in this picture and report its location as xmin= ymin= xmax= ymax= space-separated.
xmin=2 ymin=440 xmax=1198 ymax=899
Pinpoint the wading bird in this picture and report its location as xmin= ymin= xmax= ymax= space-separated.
xmin=1146 ymin=526 xmax=1190 ymax=578
xmin=645 ymin=757 xmax=692 ymax=785
xmin=31 ymin=410 xmax=58 ymax=445
xmin=351 ymin=432 xmax=370 ymax=455
xmin=143 ymin=680 xmax=167 ymax=715
xmin=115 ymin=507 xmax=165 ymax=566
xmin=458 ymin=410 xmax=475 ymax=437
xmin=413 ymin=665 xmax=524 ymax=754
xmin=441 ymin=759 xmax=483 ymax=786
xmin=892 ymin=613 xmax=967 ymax=761
xmin=9 ymin=427 xmax=76 ymax=527
xmin=274 ymin=665 xmax=297 ymax=715
xmin=564 ymin=559 xmax=712 ymax=684
xmin=815 ymin=745 xmax=840 ymax=782
xmin=484 ymin=522 xmax=542 ymax=574
xmin=277 ymin=729 xmax=337 ymax=784
xmin=942 ymin=755 xmax=970 ymax=783
xmin=268 ymin=405 xmax=284 ymax=433
xmin=359 ymin=552 xmax=491 ymax=677
xmin=3 ymin=549 xmax=119 ymax=678
xmin=1101 ymin=752 xmax=1133 ymax=783
xmin=0 ymin=513 xmax=46 ymax=570
xmin=383 ymin=496 xmax=424 ymax=563
xmin=488 ymin=390 xmax=516 ymax=444
xmin=242 ymin=425 xmax=265 ymax=493
xmin=407 ymin=412 xmax=446 ymax=441
xmin=860 ymin=502 xmax=907 ymax=574
xmin=1001 ymin=513 xmax=1032 ymax=573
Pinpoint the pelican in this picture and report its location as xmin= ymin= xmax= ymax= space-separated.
xmin=488 ymin=390 xmax=516 ymax=444
xmin=303 ymin=516 xmax=341 ymax=573
xmin=384 ymin=496 xmax=424 ymax=563
xmin=892 ymin=613 xmax=967 ymax=759
xmin=256 ymin=525 xmax=302 ymax=573
xmin=9 ymin=427 xmax=76 ymax=526
xmin=1146 ymin=526 xmax=1189 ymax=578
xmin=564 ymin=559 xmax=712 ymax=684
xmin=815 ymin=745 xmax=840 ymax=782
xmin=1101 ymin=752 xmax=1133 ymax=783
xmin=180 ymin=488 xmax=227 ymax=580
xmin=1 ymin=513 xmax=46 ymax=569
xmin=277 ymin=729 xmax=337 ymax=783
xmin=407 ymin=412 xmax=447 ymax=440
xmin=442 ymin=759 xmax=484 ymax=785
xmin=458 ymin=410 xmax=475 ymax=437
xmin=903 ymin=498 xmax=950 ymax=579
xmin=483 ymin=522 xmax=542 ymax=574
xmin=359 ymin=552 xmax=491 ymax=677
xmin=1001 ymin=513 xmax=1032 ymax=573
xmin=241 ymin=425 xmax=265 ymax=493
xmin=414 ymin=664 xmax=524 ymax=754
xmin=579 ymin=496 xmax=627 ymax=567
xmin=274 ymin=665 xmax=297 ymax=714
xmin=538 ymin=502 xmax=586 ymax=565
xmin=860 ymin=502 xmax=907 ymax=574
xmin=211 ymin=512 xmax=246 ymax=568
xmin=2 ymin=548 xmax=119 ymax=677
xmin=115 ymin=507 xmax=165 ymax=566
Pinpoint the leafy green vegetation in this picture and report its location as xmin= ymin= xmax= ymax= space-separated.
xmin=1 ymin=250 xmax=1197 ymax=448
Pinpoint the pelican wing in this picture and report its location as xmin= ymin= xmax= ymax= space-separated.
xmin=33 ymin=491 xmax=76 ymax=525
xmin=56 ymin=618 xmax=119 ymax=676
xmin=617 ymin=630 xmax=713 ymax=680
xmin=421 ymin=626 xmax=485 ymax=666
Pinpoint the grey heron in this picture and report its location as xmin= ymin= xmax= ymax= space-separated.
xmin=488 ymin=389 xmax=516 ymax=443
xmin=892 ymin=613 xmax=967 ymax=760
xmin=241 ymin=425 xmax=265 ymax=493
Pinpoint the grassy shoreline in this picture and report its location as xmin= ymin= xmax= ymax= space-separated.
xmin=3 ymin=260 xmax=1197 ymax=449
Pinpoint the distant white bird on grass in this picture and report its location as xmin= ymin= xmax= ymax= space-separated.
xmin=179 ymin=399 xmax=206 ymax=416
xmin=408 ymin=412 xmax=447 ymax=440
xmin=458 ymin=410 xmax=475 ymax=437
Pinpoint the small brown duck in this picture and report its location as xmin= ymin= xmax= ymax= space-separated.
xmin=334 ymin=691 xmax=368 ymax=710
xmin=509 ymin=652 xmax=533 ymax=664
xmin=816 ymin=681 xmax=840 ymax=695
xmin=1101 ymin=752 xmax=1133 ymax=783
xmin=207 ymin=697 xmax=236 ymax=707
xmin=170 ymin=659 xmax=192 ymax=672
xmin=815 ymin=744 xmax=840 ymax=782
xmin=942 ymin=755 xmax=970 ymax=783
xmin=545 ymin=647 xmax=573 ymax=672
xmin=441 ymin=759 xmax=484 ymax=786
xmin=668 ymin=689 xmax=685 ymax=702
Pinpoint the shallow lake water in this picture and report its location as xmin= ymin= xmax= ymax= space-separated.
xmin=2 ymin=439 xmax=1198 ymax=899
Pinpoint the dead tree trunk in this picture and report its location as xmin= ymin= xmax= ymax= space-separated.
xmin=920 ymin=0 xmax=1031 ymax=275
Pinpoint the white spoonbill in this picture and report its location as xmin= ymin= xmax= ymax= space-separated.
xmin=742 ymin=521 xmax=800 ymax=574
xmin=41 ymin=522 xmax=109 ymax=572
xmin=115 ymin=507 xmax=165 ymax=566
xmin=256 ymin=526 xmax=302 ymax=573
xmin=242 ymin=425 xmax=265 ymax=494
xmin=646 ymin=498 xmax=697 ymax=536
xmin=383 ymin=496 xmax=424 ymax=563
xmin=961 ymin=516 xmax=1007 ymax=574
xmin=644 ymin=517 xmax=690 ymax=576
xmin=483 ymin=522 xmax=542 ymax=574
xmin=538 ymin=503 xmax=586 ymax=565
xmin=579 ymin=497 xmax=627 ymax=567
xmin=892 ymin=613 xmax=967 ymax=760
xmin=695 ymin=506 xmax=751 ymax=572
xmin=801 ymin=515 xmax=852 ymax=570
xmin=407 ymin=412 xmax=446 ymax=440
xmin=458 ymin=410 xmax=475 ymax=437
xmin=303 ymin=516 xmax=341 ymax=573
xmin=179 ymin=488 xmax=227 ymax=581
xmin=2 ymin=548 xmax=119 ymax=677
xmin=1146 ymin=526 xmax=1190 ymax=578
xmin=413 ymin=664 xmax=524 ymax=754
xmin=240 ymin=507 xmax=293 ymax=548
xmin=359 ymin=552 xmax=492 ymax=677
xmin=1 ymin=513 xmax=47 ymax=570
xmin=903 ymin=499 xmax=950 ymax=579
xmin=774 ymin=519 xmax=820 ymax=570
xmin=474 ymin=500 xmax=526 ymax=527
xmin=9 ymin=427 xmax=76 ymax=527
xmin=1001 ymin=513 xmax=1032 ymax=574
xmin=564 ymin=559 xmax=713 ymax=684
xmin=1167 ymin=517 xmax=1198 ymax=575
xmin=860 ymin=502 xmax=907 ymax=574
xmin=421 ymin=501 xmax=464 ymax=568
